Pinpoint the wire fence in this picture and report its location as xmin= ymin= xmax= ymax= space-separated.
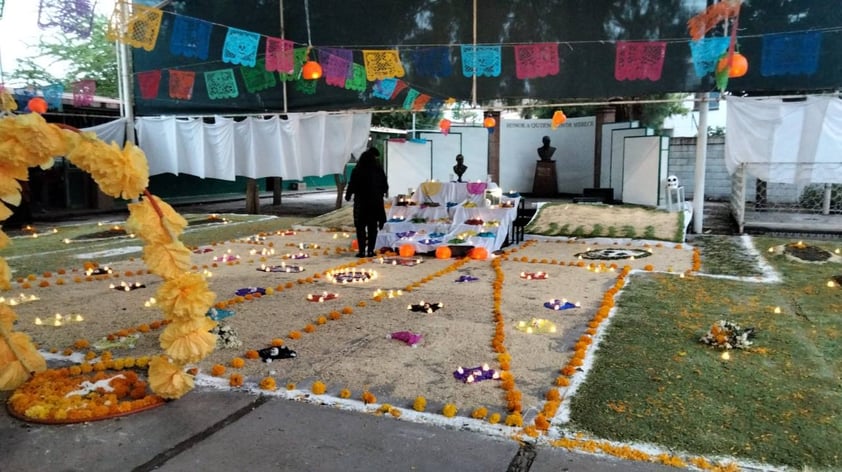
xmin=730 ymin=163 xmax=842 ymax=234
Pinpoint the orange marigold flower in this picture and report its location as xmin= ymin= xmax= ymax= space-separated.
xmin=73 ymin=339 xmax=90 ymax=349
xmin=341 ymin=306 xmax=353 ymax=315
xmin=271 ymin=338 xmax=284 ymax=347
xmin=245 ymin=350 xmax=260 ymax=360
xmin=329 ymin=311 xmax=341 ymax=320
xmin=316 ymin=316 xmax=327 ymax=325
xmin=362 ymin=390 xmax=377 ymax=404
xmin=229 ymin=373 xmax=244 ymax=387
xmin=505 ymin=412 xmax=523 ymax=427
xmin=288 ymin=331 xmax=301 ymax=340
xmin=211 ymin=364 xmax=226 ymax=376
xmin=471 ymin=407 xmax=488 ymax=420
xmin=413 ymin=396 xmax=427 ymax=412
xmin=442 ymin=404 xmax=458 ymax=418
xmin=230 ymin=357 xmax=245 ymax=368
xmin=303 ymin=324 xmax=315 ymax=333
xmin=534 ymin=414 xmax=550 ymax=431
xmin=286 ymin=382 xmax=295 ymax=391
xmin=259 ymin=377 xmax=276 ymax=391
xmin=311 ymin=381 xmax=327 ymax=395
xmin=339 ymin=388 xmax=351 ymax=399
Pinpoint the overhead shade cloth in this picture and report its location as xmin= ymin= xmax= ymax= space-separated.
xmin=135 ymin=112 xmax=371 ymax=180
xmin=725 ymin=96 xmax=842 ymax=184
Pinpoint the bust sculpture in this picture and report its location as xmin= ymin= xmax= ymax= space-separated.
xmin=453 ymin=154 xmax=468 ymax=182
xmin=537 ymin=136 xmax=556 ymax=162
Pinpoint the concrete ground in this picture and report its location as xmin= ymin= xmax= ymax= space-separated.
xmin=2 ymin=191 xmax=736 ymax=472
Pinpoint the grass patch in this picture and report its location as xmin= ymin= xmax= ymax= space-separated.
xmin=690 ymin=235 xmax=765 ymax=277
xmin=567 ymin=237 xmax=842 ymax=469
xmin=3 ymin=214 xmax=303 ymax=277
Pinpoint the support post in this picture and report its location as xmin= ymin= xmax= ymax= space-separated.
xmin=692 ymin=94 xmax=709 ymax=234
xmin=245 ymin=179 xmax=260 ymax=214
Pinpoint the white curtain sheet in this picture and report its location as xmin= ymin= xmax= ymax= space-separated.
xmin=135 ymin=112 xmax=372 ymax=181
xmin=81 ymin=117 xmax=127 ymax=146
xmin=725 ymin=96 xmax=842 ymax=184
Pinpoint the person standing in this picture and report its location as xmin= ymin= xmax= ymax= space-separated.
xmin=344 ymin=148 xmax=388 ymax=257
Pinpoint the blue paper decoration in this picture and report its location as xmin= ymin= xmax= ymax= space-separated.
xmin=42 ymin=84 xmax=64 ymax=111
xmin=410 ymin=47 xmax=453 ymax=78
xmin=460 ymin=45 xmax=501 ymax=77
xmin=372 ymin=78 xmax=399 ymax=99
xmin=222 ymin=28 xmax=260 ymax=67
xmin=761 ymin=31 xmax=822 ymax=77
xmin=170 ymin=16 xmax=212 ymax=60
xmin=688 ymin=37 xmax=730 ymax=77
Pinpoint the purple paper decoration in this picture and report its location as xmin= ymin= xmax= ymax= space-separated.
xmin=222 ymin=28 xmax=260 ymax=67
xmin=170 ymin=16 xmax=212 ymax=60
xmin=38 ymin=0 xmax=94 ymax=38
xmin=265 ymin=37 xmax=295 ymax=73
xmin=71 ymin=80 xmax=95 ymax=107
xmin=761 ymin=31 xmax=822 ymax=77
xmin=409 ymin=47 xmax=453 ymax=78
xmin=235 ymin=287 xmax=266 ymax=296
xmin=453 ymin=365 xmax=499 ymax=383
xmin=389 ymin=331 xmax=423 ymax=347
xmin=614 ymin=41 xmax=666 ymax=81
xmin=514 ymin=43 xmax=559 ymax=79
xmin=42 ymin=84 xmax=63 ymax=111
xmin=204 ymin=69 xmax=239 ymax=100
xmin=688 ymin=37 xmax=730 ymax=77
xmin=321 ymin=48 xmax=354 ymax=87
xmin=460 ymin=45 xmax=501 ymax=77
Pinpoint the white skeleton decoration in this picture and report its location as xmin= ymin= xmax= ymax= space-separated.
xmin=65 ymin=374 xmax=126 ymax=397
xmin=666 ymin=175 xmax=680 ymax=189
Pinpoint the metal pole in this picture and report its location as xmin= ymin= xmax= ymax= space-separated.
xmin=693 ymin=93 xmax=709 ymax=234
xmin=280 ymin=0 xmax=287 ymax=113
xmin=471 ymin=0 xmax=477 ymax=107
xmin=117 ymin=0 xmax=136 ymax=144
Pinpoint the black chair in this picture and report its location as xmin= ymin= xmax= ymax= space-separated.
xmin=510 ymin=199 xmax=537 ymax=245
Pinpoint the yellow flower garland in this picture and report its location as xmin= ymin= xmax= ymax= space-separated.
xmin=0 ymin=113 xmax=215 ymax=401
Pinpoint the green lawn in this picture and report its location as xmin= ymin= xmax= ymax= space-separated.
xmin=567 ymin=236 xmax=842 ymax=469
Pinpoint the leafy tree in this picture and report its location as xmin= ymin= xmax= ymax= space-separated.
xmin=371 ymin=109 xmax=442 ymax=131
xmin=9 ymin=15 xmax=118 ymax=98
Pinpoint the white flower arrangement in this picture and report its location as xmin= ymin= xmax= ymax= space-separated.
xmin=700 ymin=319 xmax=756 ymax=350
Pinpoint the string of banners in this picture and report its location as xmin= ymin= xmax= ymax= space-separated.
xmin=9 ymin=0 xmax=828 ymax=111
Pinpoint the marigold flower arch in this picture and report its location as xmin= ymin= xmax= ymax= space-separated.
xmin=0 ymin=112 xmax=216 ymax=400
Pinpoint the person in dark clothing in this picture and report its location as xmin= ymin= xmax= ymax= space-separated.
xmin=344 ymin=148 xmax=388 ymax=257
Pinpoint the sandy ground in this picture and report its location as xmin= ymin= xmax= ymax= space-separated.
xmin=8 ymin=208 xmax=695 ymax=418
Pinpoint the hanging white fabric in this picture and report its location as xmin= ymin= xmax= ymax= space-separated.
xmin=725 ymin=96 xmax=842 ymax=184
xmin=135 ymin=112 xmax=372 ymax=181
xmin=81 ymin=117 xmax=127 ymax=146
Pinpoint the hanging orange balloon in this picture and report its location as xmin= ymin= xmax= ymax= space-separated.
xmin=483 ymin=116 xmax=496 ymax=128
xmin=439 ymin=118 xmax=451 ymax=136
xmin=302 ymin=60 xmax=323 ymax=80
xmin=27 ymin=97 xmax=48 ymax=114
xmin=551 ymin=110 xmax=567 ymax=129
xmin=717 ymin=52 xmax=748 ymax=78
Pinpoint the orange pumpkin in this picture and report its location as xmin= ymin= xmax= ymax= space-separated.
xmin=399 ymin=244 xmax=415 ymax=257
xmin=470 ymin=247 xmax=489 ymax=260
xmin=435 ymin=246 xmax=452 ymax=259
xmin=716 ymin=52 xmax=748 ymax=78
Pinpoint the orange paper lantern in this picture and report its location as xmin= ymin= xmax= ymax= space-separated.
xmin=439 ymin=118 xmax=451 ymax=135
xmin=435 ymin=246 xmax=452 ymax=259
xmin=302 ymin=61 xmax=323 ymax=80
xmin=483 ymin=117 xmax=496 ymax=128
xmin=717 ymin=52 xmax=748 ymax=78
xmin=470 ymin=247 xmax=488 ymax=260
xmin=551 ymin=110 xmax=567 ymax=129
xmin=27 ymin=97 xmax=48 ymax=114
xmin=399 ymin=244 xmax=416 ymax=257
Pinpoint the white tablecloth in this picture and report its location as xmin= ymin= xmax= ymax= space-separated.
xmin=377 ymin=183 xmax=519 ymax=258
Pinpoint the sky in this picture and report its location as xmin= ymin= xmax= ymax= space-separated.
xmin=0 ymin=0 xmax=115 ymax=86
